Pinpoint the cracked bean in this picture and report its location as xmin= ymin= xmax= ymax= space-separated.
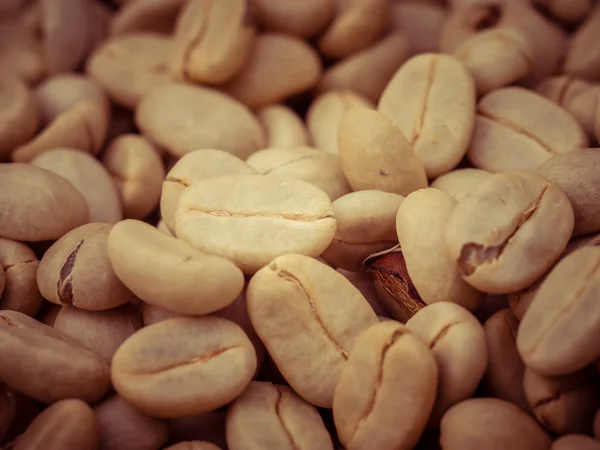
xmin=174 ymin=174 xmax=337 ymax=274
xmin=111 ymin=316 xmax=257 ymax=418
xmin=37 ymin=223 xmax=134 ymax=311
xmin=445 ymin=170 xmax=574 ymax=294
xmin=333 ymin=321 xmax=438 ymax=450
xmin=247 ymin=254 xmax=379 ymax=408
xmin=226 ymin=381 xmax=333 ymax=450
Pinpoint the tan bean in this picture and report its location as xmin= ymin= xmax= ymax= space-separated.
xmin=109 ymin=0 xmax=184 ymax=36
xmin=250 ymin=0 xmax=334 ymax=38
xmin=564 ymin=86 xmax=600 ymax=140
xmin=247 ymin=254 xmax=379 ymax=408
xmin=333 ymin=321 xmax=438 ymax=450
xmin=107 ymin=219 xmax=244 ymax=316
xmin=256 ymin=105 xmax=311 ymax=149
xmin=430 ymin=168 xmax=492 ymax=202
xmin=390 ymin=0 xmax=447 ymax=56
xmin=533 ymin=75 xmax=592 ymax=107
xmin=0 ymin=22 xmax=43 ymax=85
xmin=111 ymin=316 xmax=257 ymax=418
xmin=378 ymin=53 xmax=476 ymax=178
xmin=563 ymin=2 xmax=600 ymax=81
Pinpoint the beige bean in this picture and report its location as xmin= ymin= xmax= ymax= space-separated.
xmin=563 ymin=2 xmax=600 ymax=81
xmin=336 ymin=269 xmax=390 ymax=317
xmin=482 ymin=309 xmax=529 ymax=412
xmin=445 ymin=171 xmax=574 ymax=294
xmin=250 ymin=0 xmax=334 ymax=38
xmin=518 ymin=246 xmax=600 ymax=376
xmin=406 ymin=302 xmax=487 ymax=426
xmin=13 ymin=399 xmax=98 ymax=450
xmin=37 ymin=223 xmax=134 ymax=311
xmin=107 ymin=219 xmax=244 ymax=315
xmin=317 ymin=0 xmax=391 ymax=60
xmin=439 ymin=1 xmax=567 ymax=86
xmin=94 ymin=394 xmax=169 ymax=450
xmin=533 ymin=75 xmax=592 ymax=107
xmin=0 ymin=74 xmax=39 ymax=161
xmin=0 ymin=238 xmax=42 ymax=317
xmin=246 ymin=146 xmax=351 ymax=201
xmin=533 ymin=0 xmax=592 ymax=24
xmin=390 ymin=0 xmax=447 ymax=56
xmin=256 ymin=105 xmax=310 ymax=149
xmin=110 ymin=0 xmax=185 ymax=36
xmin=161 ymin=148 xmax=257 ymax=234
xmin=468 ymin=87 xmax=588 ymax=172
xmin=338 ymin=107 xmax=428 ymax=195
xmin=333 ymin=321 xmax=438 ymax=450
xmin=175 ymin=175 xmax=336 ymax=274
xmin=318 ymin=33 xmax=411 ymax=104
xmin=0 ymin=22 xmax=43 ymax=85
xmin=31 ymin=148 xmax=122 ymax=224
xmin=0 ymin=310 xmax=110 ymax=403
xmin=321 ymin=190 xmax=404 ymax=272
xmin=136 ymin=83 xmax=265 ymax=160
xmin=453 ymin=27 xmax=534 ymax=95
xmin=170 ymin=0 xmax=254 ymax=85
xmin=563 ymin=86 xmax=600 ymax=140
xmin=111 ymin=316 xmax=257 ymax=418
xmin=378 ymin=53 xmax=476 ymax=178
xmin=226 ymin=381 xmax=333 ymax=450
xmin=102 ymin=134 xmax=165 ymax=220
xmin=53 ymin=303 xmax=143 ymax=361
xmin=523 ymin=366 xmax=599 ymax=435
xmin=397 ymin=188 xmax=484 ymax=310
xmin=222 ymin=33 xmax=321 ymax=109
xmin=537 ymin=149 xmax=600 ymax=236
xmin=440 ymin=398 xmax=552 ymax=450
xmin=306 ymin=90 xmax=373 ymax=154
xmin=247 ymin=254 xmax=379 ymax=408
xmin=87 ymin=33 xmax=174 ymax=110
xmin=430 ymin=168 xmax=492 ymax=202
xmin=553 ymin=435 xmax=600 ymax=450
xmin=0 ymin=163 xmax=88 ymax=241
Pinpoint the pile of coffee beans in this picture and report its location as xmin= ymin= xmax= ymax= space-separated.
xmin=1 ymin=0 xmax=600 ymax=448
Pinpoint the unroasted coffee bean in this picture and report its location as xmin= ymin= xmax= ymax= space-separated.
xmin=247 ymin=254 xmax=379 ymax=408
xmin=109 ymin=0 xmax=184 ymax=36
xmin=175 ymin=175 xmax=337 ymax=274
xmin=406 ymin=302 xmax=487 ymax=426
xmin=0 ymin=163 xmax=88 ymax=242
xmin=518 ymin=246 xmax=600 ymax=375
xmin=94 ymin=394 xmax=169 ymax=450
xmin=430 ymin=168 xmax=492 ymax=202
xmin=440 ymin=398 xmax=552 ymax=450
xmin=445 ymin=171 xmax=574 ymax=294
xmin=37 ymin=223 xmax=134 ymax=311
xmin=226 ymin=381 xmax=333 ymax=450
xmin=333 ymin=321 xmax=438 ymax=450
xmin=523 ymin=366 xmax=599 ymax=435
xmin=0 ymin=310 xmax=110 ymax=403
xmin=111 ymin=316 xmax=257 ymax=418
xmin=256 ymin=105 xmax=311 ymax=149
xmin=562 ymin=2 xmax=600 ymax=81
xmin=390 ymin=1 xmax=446 ymax=56
xmin=251 ymin=0 xmax=334 ymax=38
xmin=13 ymin=399 xmax=99 ymax=450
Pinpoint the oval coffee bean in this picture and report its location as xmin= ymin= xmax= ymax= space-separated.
xmin=523 ymin=366 xmax=599 ymax=435
xmin=338 ymin=107 xmax=428 ymax=196
xmin=250 ymin=0 xmax=334 ymax=38
xmin=482 ymin=309 xmax=529 ymax=412
xmin=406 ymin=302 xmax=487 ymax=426
xmin=13 ymin=399 xmax=99 ymax=450
xmin=109 ymin=0 xmax=183 ymax=36
xmin=430 ymin=168 xmax=492 ymax=202
xmin=37 ymin=223 xmax=134 ymax=311
xmin=378 ymin=53 xmax=476 ymax=178
xmin=333 ymin=321 xmax=438 ymax=450
xmin=440 ymin=398 xmax=552 ymax=450
xmin=321 ymin=190 xmax=404 ymax=272
xmin=107 ymin=219 xmax=245 ymax=316
xmin=467 ymin=87 xmax=588 ymax=173
xmin=518 ymin=246 xmax=600 ymax=376
xmin=136 ymin=83 xmax=265 ymax=160
xmin=0 ymin=310 xmax=110 ymax=403
xmin=246 ymin=146 xmax=351 ymax=201
xmin=397 ymin=188 xmax=484 ymax=311
xmin=445 ymin=171 xmax=574 ymax=294
xmin=256 ymin=105 xmax=311 ymax=149
xmin=0 ymin=163 xmax=88 ymax=242
xmin=175 ymin=175 xmax=337 ymax=274
xmin=111 ymin=316 xmax=257 ymax=418
xmin=562 ymin=2 xmax=600 ymax=81
xmin=226 ymin=381 xmax=334 ymax=450
xmin=247 ymin=254 xmax=379 ymax=408
xmin=94 ymin=394 xmax=169 ymax=450
xmin=536 ymin=149 xmax=600 ymax=236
